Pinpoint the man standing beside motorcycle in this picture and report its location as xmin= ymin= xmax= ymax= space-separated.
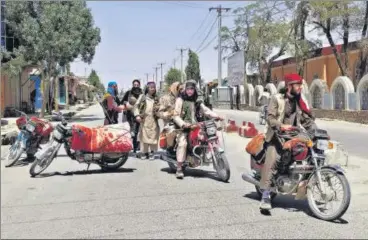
xmin=172 ymin=80 xmax=224 ymax=179
xmin=122 ymin=79 xmax=143 ymax=153
xmin=260 ymin=73 xmax=317 ymax=211
xmin=134 ymin=81 xmax=160 ymax=160
xmin=156 ymin=82 xmax=183 ymax=153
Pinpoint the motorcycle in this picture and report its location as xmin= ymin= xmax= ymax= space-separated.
xmin=242 ymin=127 xmax=351 ymax=221
xmin=5 ymin=109 xmax=53 ymax=167
xmin=258 ymin=104 xmax=267 ymax=125
xmin=29 ymin=113 xmax=133 ymax=177
xmin=160 ymin=119 xmax=231 ymax=182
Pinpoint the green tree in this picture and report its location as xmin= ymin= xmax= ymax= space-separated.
xmin=308 ymin=1 xmax=362 ymax=79
xmin=165 ymin=68 xmax=184 ymax=88
xmin=185 ymin=49 xmax=201 ymax=82
xmin=88 ymin=69 xmax=105 ymax=96
xmin=5 ymin=1 xmax=101 ymax=117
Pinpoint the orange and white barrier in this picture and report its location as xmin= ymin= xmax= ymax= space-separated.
xmin=225 ymin=119 xmax=238 ymax=133
xmin=238 ymin=121 xmax=258 ymax=138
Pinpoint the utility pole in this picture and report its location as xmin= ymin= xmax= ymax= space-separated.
xmin=158 ymin=62 xmax=165 ymax=82
xmin=209 ymin=5 xmax=231 ymax=86
xmin=177 ymin=47 xmax=187 ymax=83
xmin=153 ymin=66 xmax=160 ymax=85
xmin=145 ymin=73 xmax=149 ymax=85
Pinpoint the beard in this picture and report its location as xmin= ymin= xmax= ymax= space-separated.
xmin=131 ymin=87 xmax=142 ymax=97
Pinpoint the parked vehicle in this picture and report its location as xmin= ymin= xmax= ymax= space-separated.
xmin=5 ymin=109 xmax=53 ymax=167
xmin=242 ymin=127 xmax=351 ymax=221
xmin=29 ymin=114 xmax=132 ymax=177
xmin=160 ymin=119 xmax=230 ymax=182
xmin=258 ymin=104 xmax=268 ymax=125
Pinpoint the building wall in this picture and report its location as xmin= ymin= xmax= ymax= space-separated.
xmin=270 ymin=50 xmax=361 ymax=89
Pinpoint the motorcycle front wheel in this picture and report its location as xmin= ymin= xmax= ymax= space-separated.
xmin=5 ymin=139 xmax=24 ymax=167
xmin=213 ymin=149 xmax=230 ymax=182
xmin=29 ymin=141 xmax=61 ymax=177
xmin=307 ymin=168 xmax=351 ymax=221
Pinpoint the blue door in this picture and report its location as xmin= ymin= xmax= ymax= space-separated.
xmin=59 ymin=78 xmax=66 ymax=104
xmin=30 ymin=75 xmax=42 ymax=112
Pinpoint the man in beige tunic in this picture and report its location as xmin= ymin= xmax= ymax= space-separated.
xmin=172 ymin=80 xmax=223 ymax=179
xmin=156 ymin=82 xmax=183 ymax=150
xmin=134 ymin=82 xmax=160 ymax=160
xmin=260 ymin=73 xmax=317 ymax=210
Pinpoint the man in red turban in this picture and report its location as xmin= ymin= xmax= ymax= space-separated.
xmin=259 ymin=73 xmax=317 ymax=211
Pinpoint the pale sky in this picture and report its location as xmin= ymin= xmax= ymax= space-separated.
xmin=70 ymin=1 xmax=363 ymax=90
xmin=70 ymin=1 xmax=242 ymax=90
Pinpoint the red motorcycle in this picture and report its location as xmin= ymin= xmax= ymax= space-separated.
xmin=242 ymin=127 xmax=351 ymax=221
xmin=5 ymin=109 xmax=53 ymax=167
xmin=29 ymin=114 xmax=132 ymax=177
xmin=160 ymin=119 xmax=230 ymax=182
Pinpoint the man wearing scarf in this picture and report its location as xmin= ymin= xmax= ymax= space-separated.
xmin=172 ymin=80 xmax=223 ymax=179
xmin=260 ymin=73 xmax=317 ymax=211
xmin=133 ymin=81 xmax=160 ymax=159
xmin=122 ymin=79 xmax=143 ymax=153
xmin=102 ymin=81 xmax=125 ymax=125
xmin=156 ymin=82 xmax=184 ymax=151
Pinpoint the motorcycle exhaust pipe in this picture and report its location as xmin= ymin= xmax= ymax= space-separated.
xmin=241 ymin=172 xmax=261 ymax=187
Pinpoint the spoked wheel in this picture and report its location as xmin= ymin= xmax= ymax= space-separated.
xmin=5 ymin=140 xmax=24 ymax=167
xmin=99 ymin=153 xmax=129 ymax=171
xmin=213 ymin=149 xmax=230 ymax=182
xmin=307 ymin=168 xmax=351 ymax=221
xmin=29 ymin=141 xmax=60 ymax=177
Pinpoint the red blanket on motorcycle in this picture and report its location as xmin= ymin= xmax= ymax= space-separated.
xmin=70 ymin=123 xmax=133 ymax=153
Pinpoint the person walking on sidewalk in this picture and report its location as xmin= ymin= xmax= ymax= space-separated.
xmin=134 ymin=81 xmax=160 ymax=160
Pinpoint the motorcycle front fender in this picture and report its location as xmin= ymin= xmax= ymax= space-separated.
xmin=320 ymin=164 xmax=345 ymax=175
xmin=16 ymin=131 xmax=29 ymax=150
xmin=215 ymin=147 xmax=225 ymax=153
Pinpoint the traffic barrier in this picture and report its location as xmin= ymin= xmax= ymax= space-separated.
xmin=225 ymin=119 xmax=238 ymax=133
xmin=238 ymin=121 xmax=258 ymax=138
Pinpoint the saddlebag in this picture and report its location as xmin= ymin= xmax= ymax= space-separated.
xmin=70 ymin=123 xmax=133 ymax=153
xmin=246 ymin=133 xmax=267 ymax=164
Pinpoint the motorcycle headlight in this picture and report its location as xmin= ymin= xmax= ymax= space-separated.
xmin=316 ymin=140 xmax=333 ymax=151
xmin=206 ymin=126 xmax=217 ymax=136
xmin=26 ymin=123 xmax=36 ymax=132
xmin=53 ymin=130 xmax=63 ymax=140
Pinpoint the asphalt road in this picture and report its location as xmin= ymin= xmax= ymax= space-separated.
xmin=1 ymin=104 xmax=368 ymax=239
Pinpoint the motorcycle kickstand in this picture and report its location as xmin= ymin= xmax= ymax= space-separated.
xmin=86 ymin=163 xmax=91 ymax=171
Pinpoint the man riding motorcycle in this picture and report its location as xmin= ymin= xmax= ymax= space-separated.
xmin=260 ymin=73 xmax=317 ymax=210
xmin=122 ymin=79 xmax=143 ymax=153
xmin=102 ymin=81 xmax=125 ymax=125
xmin=172 ymin=80 xmax=223 ymax=179
xmin=156 ymin=82 xmax=183 ymax=151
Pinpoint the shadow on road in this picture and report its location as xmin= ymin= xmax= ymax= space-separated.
xmin=33 ymin=167 xmax=136 ymax=178
xmin=244 ymin=192 xmax=349 ymax=223
xmin=160 ymin=167 xmax=227 ymax=183
xmin=70 ymin=117 xmax=104 ymax=123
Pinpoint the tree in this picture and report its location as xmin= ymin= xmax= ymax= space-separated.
xmin=165 ymin=68 xmax=183 ymax=87
xmin=88 ymin=69 xmax=105 ymax=96
xmin=308 ymin=1 xmax=361 ymax=79
xmin=185 ymin=49 xmax=201 ymax=83
xmin=5 ymin=1 xmax=101 ymax=117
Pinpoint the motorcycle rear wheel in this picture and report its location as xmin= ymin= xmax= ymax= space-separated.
xmin=307 ymin=168 xmax=351 ymax=221
xmin=99 ymin=153 xmax=129 ymax=171
xmin=5 ymin=140 xmax=24 ymax=167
